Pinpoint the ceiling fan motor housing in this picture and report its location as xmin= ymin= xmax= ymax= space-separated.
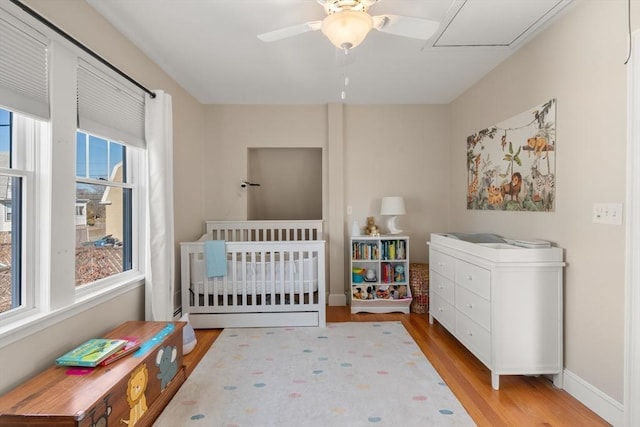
xmin=321 ymin=0 xmax=378 ymax=14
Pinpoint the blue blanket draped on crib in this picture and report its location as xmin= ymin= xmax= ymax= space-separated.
xmin=204 ymin=240 xmax=226 ymax=277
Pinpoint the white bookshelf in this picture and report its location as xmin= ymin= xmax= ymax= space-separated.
xmin=350 ymin=235 xmax=411 ymax=314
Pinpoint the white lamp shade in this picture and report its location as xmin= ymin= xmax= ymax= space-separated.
xmin=381 ymin=196 xmax=406 ymax=234
xmin=321 ymin=10 xmax=373 ymax=50
xmin=380 ymin=196 xmax=406 ymax=216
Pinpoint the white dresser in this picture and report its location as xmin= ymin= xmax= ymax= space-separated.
xmin=428 ymin=233 xmax=565 ymax=390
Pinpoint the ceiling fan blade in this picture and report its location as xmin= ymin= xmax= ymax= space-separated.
xmin=257 ymin=21 xmax=322 ymax=42
xmin=372 ymin=15 xmax=439 ymax=40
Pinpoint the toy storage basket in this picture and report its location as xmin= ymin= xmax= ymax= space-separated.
xmin=409 ymin=263 xmax=429 ymax=314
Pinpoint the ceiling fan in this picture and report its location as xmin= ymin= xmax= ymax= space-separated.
xmin=257 ymin=0 xmax=440 ymax=51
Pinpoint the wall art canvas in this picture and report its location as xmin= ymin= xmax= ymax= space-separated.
xmin=467 ymin=99 xmax=556 ymax=211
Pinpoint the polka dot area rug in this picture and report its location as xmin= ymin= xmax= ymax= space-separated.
xmin=154 ymin=322 xmax=475 ymax=427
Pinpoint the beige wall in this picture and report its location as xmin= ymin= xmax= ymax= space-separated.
xmin=202 ymin=105 xmax=351 ymax=298
xmin=203 ymin=105 xmax=328 ymax=220
xmin=205 ymin=104 xmax=451 ymax=262
xmin=204 ymin=104 xmax=451 ymax=303
xmin=450 ymin=0 xmax=632 ymax=402
xmin=344 ymin=105 xmax=451 ymax=264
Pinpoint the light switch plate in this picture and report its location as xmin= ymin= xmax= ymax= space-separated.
xmin=593 ymin=203 xmax=623 ymax=225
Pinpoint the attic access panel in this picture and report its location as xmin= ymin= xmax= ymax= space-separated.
xmin=434 ymin=0 xmax=572 ymax=47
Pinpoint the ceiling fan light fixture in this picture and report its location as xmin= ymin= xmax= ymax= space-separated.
xmin=321 ymin=10 xmax=373 ymax=50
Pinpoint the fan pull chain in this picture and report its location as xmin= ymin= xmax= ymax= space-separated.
xmin=338 ymin=47 xmax=352 ymax=102
xmin=341 ymin=76 xmax=350 ymax=101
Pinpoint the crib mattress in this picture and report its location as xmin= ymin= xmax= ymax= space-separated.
xmin=190 ymin=255 xmax=319 ymax=295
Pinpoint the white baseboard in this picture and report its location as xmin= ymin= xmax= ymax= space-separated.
xmin=563 ymin=368 xmax=623 ymax=426
xmin=328 ymin=293 xmax=347 ymax=306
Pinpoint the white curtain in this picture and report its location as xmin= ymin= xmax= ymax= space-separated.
xmin=144 ymin=90 xmax=175 ymax=321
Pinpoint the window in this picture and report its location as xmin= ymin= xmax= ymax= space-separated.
xmin=75 ymin=131 xmax=133 ymax=286
xmin=0 ymin=108 xmax=36 ymax=315
xmin=0 ymin=5 xmax=146 ymax=332
xmin=0 ymin=108 xmax=12 ymax=315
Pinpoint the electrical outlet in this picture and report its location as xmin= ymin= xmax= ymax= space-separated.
xmin=593 ymin=203 xmax=623 ymax=225
xmin=347 ymin=205 xmax=352 ymax=215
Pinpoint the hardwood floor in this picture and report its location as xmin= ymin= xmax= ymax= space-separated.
xmin=183 ymin=306 xmax=610 ymax=426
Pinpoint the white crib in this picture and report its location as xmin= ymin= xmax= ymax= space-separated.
xmin=180 ymin=220 xmax=326 ymax=328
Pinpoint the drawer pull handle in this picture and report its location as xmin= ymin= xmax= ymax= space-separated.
xmin=466 ymin=304 xmax=473 ymax=309
xmin=438 ymin=307 xmax=444 ymax=312
xmin=467 ymin=331 xmax=473 ymax=336
xmin=467 ymin=275 xmax=473 ymax=281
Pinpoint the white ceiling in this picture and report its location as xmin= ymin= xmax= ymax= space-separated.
xmin=86 ymin=0 xmax=574 ymax=105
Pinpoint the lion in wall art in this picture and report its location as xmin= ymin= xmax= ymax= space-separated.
xmin=467 ymin=99 xmax=556 ymax=212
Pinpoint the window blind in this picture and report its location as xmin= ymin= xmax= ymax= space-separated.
xmin=0 ymin=13 xmax=49 ymax=119
xmin=77 ymin=59 xmax=145 ymax=148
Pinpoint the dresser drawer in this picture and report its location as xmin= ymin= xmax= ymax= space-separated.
xmin=456 ymin=285 xmax=491 ymax=331
xmin=430 ymin=292 xmax=455 ymax=332
xmin=429 ymin=270 xmax=454 ymax=304
xmin=456 ymin=312 xmax=491 ymax=366
xmin=455 ymin=260 xmax=490 ymax=299
xmin=430 ymin=249 xmax=455 ymax=280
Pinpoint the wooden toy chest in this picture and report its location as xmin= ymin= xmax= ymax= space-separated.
xmin=0 ymin=321 xmax=185 ymax=427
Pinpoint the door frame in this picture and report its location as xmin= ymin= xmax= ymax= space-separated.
xmin=624 ymin=29 xmax=640 ymax=427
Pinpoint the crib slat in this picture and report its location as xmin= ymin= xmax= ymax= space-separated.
xmin=302 ymin=250 xmax=309 ymax=306
xmin=258 ymin=250 xmax=265 ymax=307
xmin=198 ymin=251 xmax=208 ymax=309
xmin=252 ymin=251 xmax=258 ymax=307
xmin=289 ymin=250 xmax=295 ymax=304
xmin=297 ymin=250 xmax=303 ymax=306
xmin=302 ymin=250 xmax=308 ymax=303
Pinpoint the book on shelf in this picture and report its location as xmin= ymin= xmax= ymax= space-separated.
xmin=353 ymin=242 xmax=378 ymax=260
xmin=99 ymin=338 xmax=140 ymax=366
xmin=55 ymin=338 xmax=129 ymax=367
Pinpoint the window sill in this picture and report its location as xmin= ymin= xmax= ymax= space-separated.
xmin=0 ymin=275 xmax=144 ymax=349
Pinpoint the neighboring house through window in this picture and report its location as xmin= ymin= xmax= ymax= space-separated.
xmin=75 ymin=132 xmax=133 ymax=286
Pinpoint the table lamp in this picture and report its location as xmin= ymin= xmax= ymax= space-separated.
xmin=380 ymin=196 xmax=406 ymax=234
